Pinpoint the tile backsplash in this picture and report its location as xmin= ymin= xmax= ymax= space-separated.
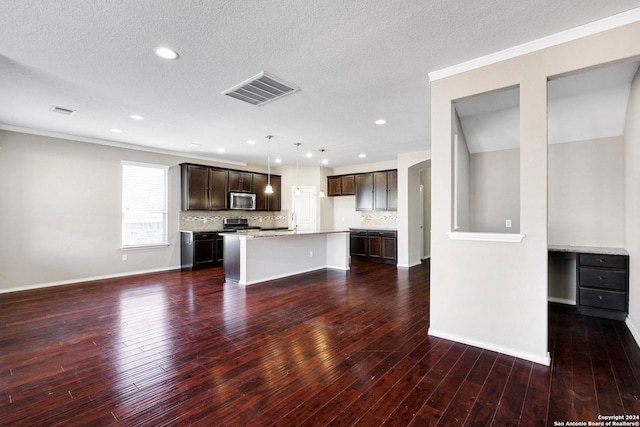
xmin=360 ymin=212 xmax=398 ymax=228
xmin=180 ymin=210 xmax=289 ymax=231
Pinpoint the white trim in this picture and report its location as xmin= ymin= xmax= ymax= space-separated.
xmin=121 ymin=243 xmax=171 ymax=251
xmin=447 ymin=232 xmax=525 ymax=242
xmin=0 ymin=123 xmax=247 ymax=166
xmin=238 ymin=266 xmax=327 ymax=286
xmin=428 ymin=7 xmax=640 ymax=82
xmin=121 ymin=160 xmax=169 ymax=170
xmin=428 ymin=328 xmax=551 ymax=366
xmin=0 ymin=266 xmax=180 ymax=295
xmin=626 ymin=317 xmax=640 ymax=350
xmin=547 ymin=296 xmax=575 ymax=306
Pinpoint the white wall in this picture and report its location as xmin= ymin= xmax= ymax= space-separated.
xmin=0 ymin=130 xmax=279 ymax=292
xmin=548 ymin=137 xmax=625 ymax=247
xmin=420 ymin=167 xmax=431 ymax=258
xmin=430 ymin=21 xmax=640 ymax=365
xmin=469 ymin=148 xmax=520 ymax=233
xmin=453 ymin=112 xmax=470 ymax=231
xmin=625 ymin=66 xmax=640 ymax=345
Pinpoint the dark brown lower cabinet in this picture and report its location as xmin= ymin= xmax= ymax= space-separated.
xmin=350 ymin=229 xmax=397 ymax=265
xmin=181 ymin=231 xmax=222 ymax=270
xmin=576 ymin=252 xmax=628 ymax=320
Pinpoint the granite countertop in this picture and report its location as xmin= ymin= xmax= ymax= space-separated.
xmin=548 ymin=244 xmax=628 ymax=256
xmin=220 ymin=229 xmax=350 ymax=238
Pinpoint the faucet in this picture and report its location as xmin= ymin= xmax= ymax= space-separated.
xmin=291 ymin=212 xmax=297 ymax=231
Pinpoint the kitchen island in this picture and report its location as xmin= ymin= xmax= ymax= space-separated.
xmin=221 ymin=229 xmax=350 ymax=286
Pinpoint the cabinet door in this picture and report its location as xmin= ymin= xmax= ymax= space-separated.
xmin=387 ymin=170 xmax=398 ymax=211
xmin=350 ymin=231 xmax=368 ymax=258
xmin=327 ymin=176 xmax=342 ymax=196
xmin=194 ymin=238 xmax=215 ymax=267
xmin=209 ymin=169 xmax=228 ymax=210
xmin=341 ymin=175 xmax=355 ymax=195
xmin=182 ymin=164 xmax=209 ymax=210
xmin=229 ymin=171 xmax=253 ymax=192
xmin=355 ymin=174 xmax=374 ymax=211
xmin=367 ymin=235 xmax=382 ymax=260
xmin=253 ymin=173 xmax=268 ymax=210
xmin=373 ymin=172 xmax=388 ymax=211
xmin=215 ymin=235 xmax=224 ymax=264
xmin=382 ymin=235 xmax=397 ymax=264
xmin=267 ymin=175 xmax=281 ymax=211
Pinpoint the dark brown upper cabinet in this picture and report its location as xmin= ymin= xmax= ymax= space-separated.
xmin=328 ymin=176 xmax=342 ymax=196
xmin=327 ymin=174 xmax=356 ymax=196
xmin=387 ymin=170 xmax=398 ymax=211
xmin=250 ymin=173 xmax=282 ymax=211
xmin=228 ymin=171 xmax=253 ymax=193
xmin=355 ymin=170 xmax=397 ymax=211
xmin=181 ymin=164 xmax=228 ymax=211
xmin=355 ymin=173 xmax=374 ymax=211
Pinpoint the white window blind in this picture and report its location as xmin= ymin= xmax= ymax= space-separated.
xmin=121 ymin=162 xmax=168 ymax=247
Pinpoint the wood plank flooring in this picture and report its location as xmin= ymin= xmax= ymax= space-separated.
xmin=1 ymin=260 xmax=639 ymax=426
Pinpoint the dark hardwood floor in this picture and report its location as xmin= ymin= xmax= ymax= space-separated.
xmin=1 ymin=260 xmax=639 ymax=426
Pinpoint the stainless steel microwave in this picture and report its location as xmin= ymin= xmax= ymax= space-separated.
xmin=229 ymin=192 xmax=256 ymax=210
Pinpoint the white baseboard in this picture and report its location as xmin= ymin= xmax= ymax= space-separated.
xmin=428 ymin=328 xmax=551 ymax=366
xmin=626 ymin=317 xmax=640 ymax=349
xmin=548 ymin=297 xmax=576 ymax=305
xmin=0 ymin=266 xmax=181 ymax=294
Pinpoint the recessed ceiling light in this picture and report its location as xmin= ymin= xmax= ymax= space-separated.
xmin=375 ymin=119 xmax=386 ymax=125
xmin=217 ymin=148 xmax=225 ymax=153
xmin=322 ymin=159 xmax=329 ymax=165
xmin=154 ymin=47 xmax=179 ymax=60
xmin=110 ymin=128 xmax=122 ymax=133
xmin=247 ymin=140 xmax=256 ymax=145
xmin=359 ymin=153 xmax=366 ymax=158
xmin=275 ymin=158 xmax=282 ymax=164
xmin=130 ymin=114 xmax=144 ymax=120
xmin=305 ymin=152 xmax=313 ymax=158
xmin=188 ymin=143 xmax=202 ymax=148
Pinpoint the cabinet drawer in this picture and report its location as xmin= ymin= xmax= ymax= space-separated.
xmin=579 ymin=288 xmax=626 ymax=311
xmin=578 ymin=267 xmax=627 ymax=291
xmin=194 ymin=233 xmax=216 ymax=241
xmin=579 ymin=254 xmax=627 ymax=269
xmin=368 ymin=231 xmax=396 ymax=238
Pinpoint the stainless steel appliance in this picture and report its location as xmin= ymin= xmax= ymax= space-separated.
xmin=229 ymin=192 xmax=256 ymax=210
xmin=222 ymin=217 xmax=261 ymax=232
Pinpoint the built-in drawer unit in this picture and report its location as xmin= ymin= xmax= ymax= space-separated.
xmin=576 ymin=253 xmax=629 ymax=320
xmin=349 ymin=229 xmax=397 ymax=265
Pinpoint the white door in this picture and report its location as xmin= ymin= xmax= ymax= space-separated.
xmin=291 ymin=186 xmax=317 ymax=231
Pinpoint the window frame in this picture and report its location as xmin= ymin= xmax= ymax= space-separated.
xmin=121 ymin=161 xmax=170 ymax=249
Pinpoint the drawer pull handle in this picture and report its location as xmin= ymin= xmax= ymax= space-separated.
xmin=597 ymin=295 xmax=604 ymax=300
xmin=597 ymin=276 xmax=605 ymax=280
xmin=598 ymin=259 xmax=605 ymax=263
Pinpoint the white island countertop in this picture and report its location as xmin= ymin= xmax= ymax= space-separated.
xmin=222 ymin=229 xmax=350 ymax=285
xmin=220 ymin=229 xmax=349 ymax=238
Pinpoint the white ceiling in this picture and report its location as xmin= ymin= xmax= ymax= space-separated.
xmin=456 ymin=61 xmax=639 ymax=153
xmin=1 ymin=1 xmax=640 ymax=167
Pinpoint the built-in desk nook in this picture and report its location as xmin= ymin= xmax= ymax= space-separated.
xmin=549 ymin=245 xmax=629 ymax=320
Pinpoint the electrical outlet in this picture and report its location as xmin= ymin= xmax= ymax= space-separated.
xmin=505 ymin=219 xmax=512 ymax=228
xmin=309 ymin=251 xmax=313 ymax=257
xmin=122 ymin=254 xmax=128 ymax=261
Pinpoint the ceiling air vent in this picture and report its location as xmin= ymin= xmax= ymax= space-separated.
xmin=50 ymin=105 xmax=76 ymax=115
xmin=222 ymin=72 xmax=299 ymax=106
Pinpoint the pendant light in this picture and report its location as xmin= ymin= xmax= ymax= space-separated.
xmin=318 ymin=149 xmax=327 ymax=198
xmin=265 ymin=135 xmax=274 ymax=194
xmin=294 ymin=143 xmax=301 ymax=197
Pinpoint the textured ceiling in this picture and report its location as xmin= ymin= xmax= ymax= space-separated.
xmin=1 ymin=1 xmax=640 ymax=167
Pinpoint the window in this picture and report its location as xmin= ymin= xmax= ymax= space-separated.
xmin=121 ymin=161 xmax=168 ymax=247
